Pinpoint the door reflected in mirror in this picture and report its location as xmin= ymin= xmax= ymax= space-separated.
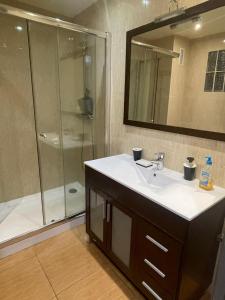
xmin=126 ymin=4 xmax=225 ymax=135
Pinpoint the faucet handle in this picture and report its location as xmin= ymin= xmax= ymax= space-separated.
xmin=154 ymin=152 xmax=165 ymax=161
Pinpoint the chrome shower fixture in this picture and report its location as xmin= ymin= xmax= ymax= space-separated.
xmin=154 ymin=0 xmax=185 ymax=23
xmin=154 ymin=8 xmax=185 ymax=23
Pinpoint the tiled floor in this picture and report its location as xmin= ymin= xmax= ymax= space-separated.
xmin=0 ymin=224 xmax=145 ymax=300
xmin=0 ymin=224 xmax=211 ymax=300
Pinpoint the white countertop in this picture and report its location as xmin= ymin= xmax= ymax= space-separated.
xmin=85 ymin=154 xmax=225 ymax=221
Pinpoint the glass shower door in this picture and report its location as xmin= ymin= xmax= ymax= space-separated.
xmin=28 ymin=21 xmax=65 ymax=225
xmin=0 ymin=14 xmax=43 ymax=241
xmin=58 ymin=30 xmax=106 ymax=217
xmin=0 ymin=8 xmax=108 ymax=243
xmin=28 ymin=22 xmax=107 ymax=223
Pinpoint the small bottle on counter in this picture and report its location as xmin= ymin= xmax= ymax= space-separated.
xmin=184 ymin=157 xmax=196 ymax=181
xmin=199 ymin=156 xmax=214 ymax=191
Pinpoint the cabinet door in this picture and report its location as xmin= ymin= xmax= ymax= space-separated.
xmin=89 ymin=189 xmax=106 ymax=247
xmin=109 ymin=203 xmax=133 ymax=269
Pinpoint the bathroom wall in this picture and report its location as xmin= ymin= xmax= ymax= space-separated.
xmin=74 ymin=0 xmax=225 ymax=188
xmin=0 ymin=14 xmax=40 ymax=202
xmin=168 ymin=33 xmax=225 ymax=132
xmin=29 ymin=21 xmax=65 ymax=192
xmin=167 ymin=36 xmax=191 ymax=127
xmin=182 ymin=33 xmax=225 ymax=132
xmin=58 ymin=30 xmax=106 ymax=186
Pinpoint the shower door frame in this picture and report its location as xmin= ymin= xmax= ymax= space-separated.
xmin=0 ymin=4 xmax=111 ymax=230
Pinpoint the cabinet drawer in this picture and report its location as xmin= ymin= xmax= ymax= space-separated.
xmin=135 ymin=218 xmax=183 ymax=295
xmin=136 ymin=271 xmax=173 ymax=300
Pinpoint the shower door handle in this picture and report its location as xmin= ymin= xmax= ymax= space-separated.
xmin=39 ymin=132 xmax=47 ymax=139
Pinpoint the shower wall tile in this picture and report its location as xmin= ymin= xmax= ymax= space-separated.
xmin=74 ymin=0 xmax=225 ymax=188
xmin=29 ymin=22 xmax=64 ymax=191
xmin=0 ymin=14 xmax=40 ymax=202
xmin=58 ymin=29 xmax=96 ymax=186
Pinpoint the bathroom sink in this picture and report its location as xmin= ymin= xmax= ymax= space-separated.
xmin=85 ymin=154 xmax=225 ymax=220
xmin=145 ymin=173 xmax=178 ymax=192
xmin=135 ymin=164 xmax=178 ymax=191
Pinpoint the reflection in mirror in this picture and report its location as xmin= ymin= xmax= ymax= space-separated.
xmin=127 ymin=6 xmax=225 ymax=134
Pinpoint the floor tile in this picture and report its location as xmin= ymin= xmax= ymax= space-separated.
xmin=34 ymin=230 xmax=80 ymax=255
xmin=62 ymin=225 xmax=145 ymax=300
xmin=0 ymin=247 xmax=35 ymax=272
xmin=72 ymin=225 xmax=112 ymax=267
xmin=57 ymin=267 xmax=143 ymax=300
xmin=35 ymin=230 xmax=101 ymax=294
xmin=0 ymin=224 xmax=211 ymax=300
xmin=0 ymin=257 xmax=55 ymax=300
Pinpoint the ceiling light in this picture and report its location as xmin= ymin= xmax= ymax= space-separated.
xmin=194 ymin=22 xmax=202 ymax=30
xmin=192 ymin=16 xmax=202 ymax=31
xmin=85 ymin=55 xmax=92 ymax=65
xmin=26 ymin=12 xmax=36 ymax=16
xmin=15 ymin=26 xmax=23 ymax=32
xmin=223 ymin=39 xmax=225 ymax=43
xmin=142 ymin=0 xmax=150 ymax=6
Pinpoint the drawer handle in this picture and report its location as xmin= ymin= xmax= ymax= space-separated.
xmin=142 ymin=281 xmax=162 ymax=300
xmin=144 ymin=259 xmax=166 ymax=278
xmin=145 ymin=235 xmax=168 ymax=253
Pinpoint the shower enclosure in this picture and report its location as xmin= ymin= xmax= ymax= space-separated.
xmin=129 ymin=42 xmax=173 ymax=124
xmin=0 ymin=6 xmax=109 ymax=243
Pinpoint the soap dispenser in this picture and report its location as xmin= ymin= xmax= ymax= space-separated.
xmin=184 ymin=157 xmax=196 ymax=181
xmin=199 ymin=156 xmax=214 ymax=191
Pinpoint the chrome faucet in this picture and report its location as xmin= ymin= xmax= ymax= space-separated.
xmin=150 ymin=152 xmax=165 ymax=171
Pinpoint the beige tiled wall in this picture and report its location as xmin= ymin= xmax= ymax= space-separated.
xmin=168 ymin=33 xmax=225 ymax=132
xmin=75 ymin=0 xmax=225 ymax=188
xmin=29 ymin=21 xmax=64 ymax=192
xmin=0 ymin=15 xmax=40 ymax=202
xmin=182 ymin=33 xmax=225 ymax=132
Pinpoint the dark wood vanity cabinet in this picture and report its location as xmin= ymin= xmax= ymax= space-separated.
xmin=85 ymin=166 xmax=225 ymax=300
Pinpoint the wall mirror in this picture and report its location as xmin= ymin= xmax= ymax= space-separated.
xmin=124 ymin=1 xmax=225 ymax=141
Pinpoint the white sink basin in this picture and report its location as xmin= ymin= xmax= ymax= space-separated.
xmin=85 ymin=154 xmax=225 ymax=221
xmin=134 ymin=164 xmax=178 ymax=191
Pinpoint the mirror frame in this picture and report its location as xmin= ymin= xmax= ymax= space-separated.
xmin=124 ymin=0 xmax=225 ymax=142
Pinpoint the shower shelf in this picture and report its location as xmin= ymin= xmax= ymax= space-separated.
xmin=39 ymin=132 xmax=92 ymax=150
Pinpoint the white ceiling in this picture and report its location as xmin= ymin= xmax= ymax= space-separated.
xmin=137 ymin=6 xmax=225 ymax=41
xmin=17 ymin=0 xmax=98 ymax=18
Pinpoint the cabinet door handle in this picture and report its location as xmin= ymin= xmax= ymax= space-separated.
xmin=106 ymin=203 xmax=111 ymax=223
xmin=103 ymin=202 xmax=106 ymax=220
xmin=142 ymin=281 xmax=162 ymax=300
xmin=144 ymin=259 xmax=166 ymax=278
xmin=145 ymin=235 xmax=168 ymax=253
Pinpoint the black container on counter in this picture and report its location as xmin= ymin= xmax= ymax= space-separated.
xmin=132 ymin=147 xmax=143 ymax=161
xmin=184 ymin=157 xmax=196 ymax=181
